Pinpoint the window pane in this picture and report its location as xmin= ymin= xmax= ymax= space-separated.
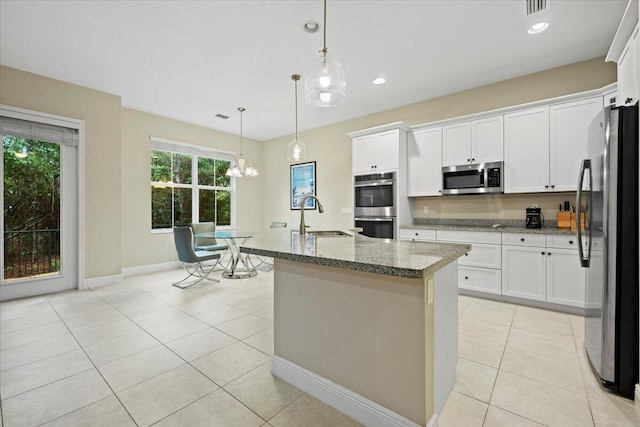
xmin=172 ymin=153 xmax=192 ymax=184
xmin=151 ymin=187 xmax=172 ymax=229
xmin=215 ymin=159 xmax=231 ymax=187
xmin=151 ymin=150 xmax=171 ymax=182
xmin=197 ymin=157 xmax=215 ymax=186
xmin=199 ymin=189 xmax=216 ymax=222
xmin=174 ymin=187 xmax=192 ymax=226
xmin=216 ymin=190 xmax=231 ymax=226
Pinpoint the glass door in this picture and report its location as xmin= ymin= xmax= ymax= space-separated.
xmin=1 ymin=132 xmax=77 ymax=300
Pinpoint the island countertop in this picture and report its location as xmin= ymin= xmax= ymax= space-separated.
xmin=239 ymin=228 xmax=470 ymax=279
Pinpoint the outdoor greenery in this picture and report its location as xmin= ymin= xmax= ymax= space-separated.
xmin=3 ymin=136 xmax=61 ymax=279
xmin=150 ymin=150 xmax=231 ymax=229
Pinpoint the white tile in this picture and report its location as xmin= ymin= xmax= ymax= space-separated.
xmin=112 ymin=297 xmax=170 ymax=317
xmin=459 ymin=302 xmax=515 ymax=327
xmin=193 ymin=304 xmax=247 ymax=326
xmin=230 ymin=295 xmax=272 ymax=313
xmin=0 ymin=332 xmax=79 ymax=371
xmin=61 ymin=305 xmax=127 ymax=331
xmin=458 ymin=333 xmax=505 ymax=368
xmin=0 ymin=300 xmax=55 ymax=322
xmin=171 ymin=295 xmax=227 ymax=315
xmin=117 ymin=364 xmax=218 ymax=426
xmin=454 ymin=358 xmax=498 ymax=403
xmin=458 ymin=316 xmax=510 ymax=346
xmin=490 ymin=371 xmax=592 ymax=427
xmin=165 ymin=327 xmax=237 ymax=361
xmin=269 ymin=393 xmax=363 ymax=427
xmin=0 ymin=348 xmax=93 ymax=398
xmin=506 ymin=328 xmax=578 ymax=362
xmin=145 ymin=316 xmax=209 ymax=343
xmin=41 ymin=395 xmax=136 ymax=427
xmin=0 ymin=320 xmax=70 ymax=350
xmin=484 ymin=406 xmax=544 ymax=426
xmin=71 ymin=317 xmax=143 ymax=347
xmin=438 ymin=391 xmax=487 ymax=427
xmin=243 ymin=327 xmax=274 ymax=356
xmin=153 ymin=389 xmax=264 ymax=427
xmin=0 ymin=310 xmax=60 ymax=334
xmin=98 ymin=345 xmax=184 ymax=392
xmin=215 ymin=314 xmax=272 ymax=340
xmin=1 ymin=369 xmax=112 ymax=427
xmin=129 ymin=305 xmax=188 ymax=329
xmin=191 ymin=342 xmax=270 ymax=386
xmin=82 ymin=329 xmax=160 ymax=366
xmin=511 ymin=311 xmax=573 ymax=337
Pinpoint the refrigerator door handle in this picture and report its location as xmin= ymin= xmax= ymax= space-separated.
xmin=577 ymin=159 xmax=592 ymax=267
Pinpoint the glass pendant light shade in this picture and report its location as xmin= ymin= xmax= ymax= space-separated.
xmin=305 ymin=54 xmax=346 ymax=107
xmin=225 ymin=107 xmax=258 ymax=177
xmin=287 ymin=135 xmax=306 ymax=162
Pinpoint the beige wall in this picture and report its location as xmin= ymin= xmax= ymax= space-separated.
xmin=261 ymin=57 xmax=617 ymax=229
xmin=0 ymin=65 xmax=122 ymax=280
xmin=121 ymin=108 xmax=263 ymax=269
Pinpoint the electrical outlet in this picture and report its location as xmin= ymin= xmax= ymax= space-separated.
xmin=423 ymin=206 xmax=429 ymax=214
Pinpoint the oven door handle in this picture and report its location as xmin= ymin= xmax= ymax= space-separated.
xmin=354 ymin=180 xmax=395 ymax=187
xmin=354 ymin=217 xmax=394 ymax=222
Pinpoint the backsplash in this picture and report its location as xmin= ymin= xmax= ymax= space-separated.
xmin=411 ymin=192 xmax=575 ymax=223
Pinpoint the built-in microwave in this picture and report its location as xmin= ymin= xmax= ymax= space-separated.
xmin=442 ymin=161 xmax=503 ymax=195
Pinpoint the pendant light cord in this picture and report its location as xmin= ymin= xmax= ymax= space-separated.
xmin=322 ymin=0 xmax=327 ymax=55
xmin=295 ymin=79 xmax=298 ymax=137
xmin=238 ymin=107 xmax=245 ymax=156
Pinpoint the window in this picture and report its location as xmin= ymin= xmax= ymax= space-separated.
xmin=150 ymin=137 xmax=234 ymax=230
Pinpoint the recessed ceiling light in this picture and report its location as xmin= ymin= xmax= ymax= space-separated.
xmin=372 ymin=77 xmax=386 ymax=85
xmin=303 ymin=20 xmax=320 ymax=33
xmin=528 ymin=22 xmax=549 ymax=34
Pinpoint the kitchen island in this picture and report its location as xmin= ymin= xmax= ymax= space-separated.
xmin=241 ymin=229 xmax=469 ymax=427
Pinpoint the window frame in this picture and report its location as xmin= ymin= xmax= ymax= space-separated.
xmin=150 ymin=137 xmax=235 ymax=233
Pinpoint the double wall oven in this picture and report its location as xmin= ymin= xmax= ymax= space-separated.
xmin=354 ymin=172 xmax=396 ymax=239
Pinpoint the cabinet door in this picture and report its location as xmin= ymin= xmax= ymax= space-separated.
xmin=618 ymin=25 xmax=639 ymax=106
xmin=352 ymin=135 xmax=375 ymax=174
xmin=458 ymin=266 xmax=501 ymax=294
xmin=408 ymin=127 xmax=442 ymax=196
xmin=549 ymin=97 xmax=602 ymax=192
xmin=504 ymin=107 xmax=550 ymax=193
xmin=373 ymin=130 xmax=400 ymax=171
xmin=442 ymin=122 xmax=471 ymax=166
xmin=546 ymin=249 xmax=585 ymax=307
xmin=471 ymin=115 xmax=503 ymax=163
xmin=502 ymin=245 xmax=546 ymax=301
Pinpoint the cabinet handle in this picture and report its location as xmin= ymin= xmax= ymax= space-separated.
xmin=541 ymin=251 xmax=545 ymax=255
xmin=547 ymin=252 xmax=551 ymax=256
xmin=467 ymin=158 xmax=470 ymax=162
xmin=464 ymin=276 xmax=469 ymax=280
xmin=544 ymin=185 xmax=549 ymax=189
xmin=520 ymin=238 xmax=525 ymax=242
xmin=626 ymin=97 xmax=634 ymax=105
xmin=471 ymin=158 xmax=475 ymax=162
xmin=568 ymin=240 xmax=574 ymax=244
xmin=438 ymin=190 xmax=442 ymax=193
xmin=550 ymin=185 xmax=555 ymax=189
xmin=465 ymin=253 xmax=469 ymax=256
xmin=415 ymin=232 xmax=419 ymax=236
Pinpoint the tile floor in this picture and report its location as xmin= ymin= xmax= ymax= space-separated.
xmin=0 ymin=268 xmax=638 ymax=426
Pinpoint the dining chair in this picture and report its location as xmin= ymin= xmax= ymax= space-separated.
xmin=251 ymin=221 xmax=287 ymax=271
xmin=172 ymin=226 xmax=221 ymax=289
xmin=191 ymin=222 xmax=229 ymax=269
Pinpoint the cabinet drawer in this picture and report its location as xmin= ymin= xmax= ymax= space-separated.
xmin=436 ymin=230 xmax=501 ymax=245
xmin=458 ymin=266 xmax=501 ymax=294
xmin=501 ymin=233 xmax=545 ymax=247
xmin=399 ymin=229 xmax=436 ymax=241
xmin=457 ymin=243 xmax=501 ymax=269
xmin=546 ymin=235 xmax=579 ymax=250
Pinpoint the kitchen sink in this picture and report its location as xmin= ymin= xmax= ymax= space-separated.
xmin=307 ymin=230 xmax=351 ymax=237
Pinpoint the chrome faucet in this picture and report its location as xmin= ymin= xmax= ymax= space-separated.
xmin=299 ymin=195 xmax=324 ymax=235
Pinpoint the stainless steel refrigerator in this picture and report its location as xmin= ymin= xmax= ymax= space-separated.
xmin=577 ymin=103 xmax=638 ymax=398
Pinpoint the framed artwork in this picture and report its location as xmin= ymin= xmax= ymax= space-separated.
xmin=290 ymin=161 xmax=316 ymax=210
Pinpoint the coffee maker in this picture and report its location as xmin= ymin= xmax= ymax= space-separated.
xmin=526 ymin=206 xmax=543 ymax=229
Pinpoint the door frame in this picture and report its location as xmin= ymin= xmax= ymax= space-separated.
xmin=1 ymin=104 xmax=85 ymax=297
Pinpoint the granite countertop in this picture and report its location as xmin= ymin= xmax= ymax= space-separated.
xmin=402 ymin=219 xmax=576 ymax=236
xmin=239 ymin=229 xmax=470 ymax=279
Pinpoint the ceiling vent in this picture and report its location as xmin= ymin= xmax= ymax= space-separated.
xmin=524 ymin=0 xmax=549 ymax=15
xmin=215 ymin=114 xmax=229 ymax=120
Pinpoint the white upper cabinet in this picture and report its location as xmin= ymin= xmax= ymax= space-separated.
xmin=617 ymin=24 xmax=638 ymax=106
xmin=408 ymin=127 xmax=442 ymax=197
xmin=352 ymin=129 xmax=400 ymax=174
xmin=442 ymin=116 xmax=503 ymax=166
xmin=471 ymin=115 xmax=504 ymax=164
xmin=504 ymin=106 xmax=550 ymax=193
xmin=549 ymin=97 xmax=602 ymax=192
xmin=442 ymin=122 xmax=470 ymax=166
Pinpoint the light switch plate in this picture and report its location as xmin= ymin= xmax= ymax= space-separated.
xmin=423 ymin=206 xmax=429 ymax=214
xmin=427 ymin=278 xmax=434 ymax=305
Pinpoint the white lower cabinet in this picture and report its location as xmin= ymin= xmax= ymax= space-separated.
xmin=458 ymin=266 xmax=501 ymax=294
xmin=501 ymin=245 xmax=546 ymax=301
xmin=545 ymin=244 xmax=586 ymax=308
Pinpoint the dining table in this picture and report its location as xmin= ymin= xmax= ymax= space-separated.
xmin=195 ymin=230 xmax=257 ymax=279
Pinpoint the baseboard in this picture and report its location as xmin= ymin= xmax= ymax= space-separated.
xmin=271 ymin=355 xmax=422 ymax=427
xmin=82 ymin=274 xmax=122 ymax=289
xmin=122 ymin=261 xmax=180 ymax=277
xmin=427 ymin=414 xmax=438 ymax=427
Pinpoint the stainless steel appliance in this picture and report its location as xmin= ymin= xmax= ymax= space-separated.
xmin=354 ymin=172 xmax=396 ymax=239
xmin=442 ymin=161 xmax=503 ymax=195
xmin=525 ymin=206 xmax=543 ymax=229
xmin=577 ymin=104 xmax=638 ymax=398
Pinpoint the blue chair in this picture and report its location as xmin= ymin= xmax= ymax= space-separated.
xmin=173 ymin=226 xmax=221 ymax=289
xmin=191 ymin=222 xmax=228 ymax=269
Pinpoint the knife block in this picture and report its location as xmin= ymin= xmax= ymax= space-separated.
xmin=557 ymin=211 xmax=571 ymax=229
xmin=570 ymin=212 xmax=586 ymax=232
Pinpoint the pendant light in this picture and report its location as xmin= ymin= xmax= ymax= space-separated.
xmin=304 ymin=0 xmax=346 ymax=107
xmin=287 ymin=74 xmax=306 ymax=162
xmin=226 ymin=107 xmax=258 ymax=177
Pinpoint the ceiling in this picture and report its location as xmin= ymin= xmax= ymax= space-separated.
xmin=0 ymin=0 xmax=628 ymax=141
